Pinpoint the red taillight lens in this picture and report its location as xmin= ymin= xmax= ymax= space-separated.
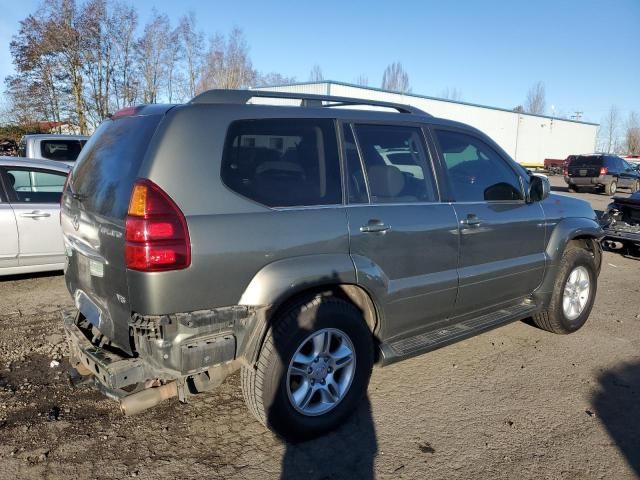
xmin=125 ymin=179 xmax=190 ymax=272
xmin=563 ymin=167 xmax=568 ymax=176
xmin=600 ymin=166 xmax=608 ymax=176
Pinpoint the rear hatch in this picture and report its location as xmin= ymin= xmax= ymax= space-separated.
xmin=567 ymin=155 xmax=603 ymax=177
xmin=62 ymin=106 xmax=170 ymax=354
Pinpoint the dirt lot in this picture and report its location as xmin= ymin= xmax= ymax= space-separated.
xmin=0 ymin=176 xmax=639 ymax=480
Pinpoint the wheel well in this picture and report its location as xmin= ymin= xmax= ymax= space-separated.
xmin=269 ymin=284 xmax=379 ymax=335
xmin=568 ymin=236 xmax=602 ymax=272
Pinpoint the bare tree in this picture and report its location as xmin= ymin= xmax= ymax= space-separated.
xmin=255 ymin=72 xmax=296 ymax=87
xmin=355 ymin=74 xmax=368 ymax=86
xmin=525 ymin=81 xmax=546 ymax=115
xmin=178 ymin=12 xmax=204 ymax=99
xmin=110 ymin=1 xmax=138 ymax=109
xmin=601 ymin=105 xmax=621 ymax=153
xmin=440 ymin=87 xmax=462 ymax=101
xmin=625 ymin=111 xmax=640 ymax=155
xmin=381 ymin=62 xmax=410 ymax=93
xmin=309 ymin=65 xmax=323 ymax=82
xmin=135 ymin=11 xmax=171 ymax=104
xmin=197 ymin=27 xmax=256 ymax=92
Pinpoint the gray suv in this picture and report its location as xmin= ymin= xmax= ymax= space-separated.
xmin=62 ymin=90 xmax=603 ymax=440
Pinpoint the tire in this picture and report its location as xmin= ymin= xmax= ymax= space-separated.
xmin=241 ymin=294 xmax=374 ymax=441
xmin=532 ymin=246 xmax=598 ymax=334
xmin=605 ymin=180 xmax=617 ymax=195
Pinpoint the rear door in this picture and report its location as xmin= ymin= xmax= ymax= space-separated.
xmin=432 ymin=128 xmax=546 ymax=316
xmin=62 ymin=111 xmax=165 ymax=352
xmin=1 ymin=166 xmax=67 ymax=267
xmin=344 ymin=122 xmax=459 ymax=341
xmin=0 ymin=174 xmax=19 ymax=269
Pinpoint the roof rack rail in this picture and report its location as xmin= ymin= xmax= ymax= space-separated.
xmin=189 ymin=89 xmax=428 ymax=115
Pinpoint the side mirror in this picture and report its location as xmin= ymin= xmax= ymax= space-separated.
xmin=528 ymin=174 xmax=550 ymax=202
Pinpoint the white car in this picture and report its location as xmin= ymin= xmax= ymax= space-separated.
xmin=0 ymin=157 xmax=70 ymax=276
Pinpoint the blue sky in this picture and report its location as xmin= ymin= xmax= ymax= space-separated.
xmin=1 ymin=0 xmax=639 ymax=124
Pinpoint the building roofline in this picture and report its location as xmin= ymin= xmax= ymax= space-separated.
xmin=253 ymin=80 xmax=599 ymax=126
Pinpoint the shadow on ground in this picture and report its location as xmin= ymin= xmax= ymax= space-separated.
xmin=0 ymin=270 xmax=63 ymax=283
xmin=280 ymin=398 xmax=377 ymax=479
xmin=593 ymin=361 xmax=640 ymax=476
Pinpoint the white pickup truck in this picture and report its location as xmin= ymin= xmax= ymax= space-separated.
xmin=18 ymin=134 xmax=89 ymax=166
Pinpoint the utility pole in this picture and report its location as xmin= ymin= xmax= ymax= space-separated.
xmin=571 ymin=111 xmax=583 ymax=121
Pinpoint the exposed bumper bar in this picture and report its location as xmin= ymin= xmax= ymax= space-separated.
xmin=63 ymin=310 xmax=157 ymax=390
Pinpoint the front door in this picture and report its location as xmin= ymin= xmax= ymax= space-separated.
xmin=343 ymin=123 xmax=459 ymax=341
xmin=432 ymin=128 xmax=546 ymax=316
xmin=2 ymin=166 xmax=67 ymax=267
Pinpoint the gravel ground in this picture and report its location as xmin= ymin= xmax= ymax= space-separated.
xmin=0 ymin=176 xmax=639 ymax=480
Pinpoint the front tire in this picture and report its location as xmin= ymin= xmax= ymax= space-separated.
xmin=532 ymin=246 xmax=598 ymax=334
xmin=241 ymin=294 xmax=373 ymax=441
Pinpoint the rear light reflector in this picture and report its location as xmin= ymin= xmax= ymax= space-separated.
xmin=600 ymin=166 xmax=608 ymax=176
xmin=125 ymin=179 xmax=190 ymax=272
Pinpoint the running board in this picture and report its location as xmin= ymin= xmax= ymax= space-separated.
xmin=381 ymin=303 xmax=538 ymax=365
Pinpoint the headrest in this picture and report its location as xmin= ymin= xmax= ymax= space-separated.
xmin=367 ymin=165 xmax=404 ymax=198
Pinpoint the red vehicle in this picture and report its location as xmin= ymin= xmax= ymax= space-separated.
xmin=544 ymin=158 xmax=567 ymax=175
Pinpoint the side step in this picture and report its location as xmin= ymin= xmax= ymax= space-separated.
xmin=383 ymin=303 xmax=537 ymax=364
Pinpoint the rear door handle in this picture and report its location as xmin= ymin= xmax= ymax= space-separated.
xmin=460 ymin=214 xmax=481 ymax=227
xmin=360 ymin=219 xmax=391 ymax=233
xmin=21 ymin=211 xmax=51 ymax=219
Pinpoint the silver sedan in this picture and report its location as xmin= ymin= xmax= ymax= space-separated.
xmin=0 ymin=157 xmax=71 ymax=276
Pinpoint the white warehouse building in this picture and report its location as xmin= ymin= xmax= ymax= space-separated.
xmin=253 ymin=81 xmax=598 ymax=168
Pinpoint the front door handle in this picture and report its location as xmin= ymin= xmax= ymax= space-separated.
xmin=460 ymin=214 xmax=481 ymax=227
xmin=360 ymin=219 xmax=391 ymax=233
xmin=21 ymin=211 xmax=51 ymax=219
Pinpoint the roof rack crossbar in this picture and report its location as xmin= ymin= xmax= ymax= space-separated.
xmin=189 ymin=89 xmax=428 ymax=115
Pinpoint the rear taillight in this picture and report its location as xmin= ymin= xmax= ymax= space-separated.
xmin=125 ymin=179 xmax=190 ymax=271
xmin=599 ymin=166 xmax=608 ymax=176
xmin=563 ymin=167 xmax=568 ymax=176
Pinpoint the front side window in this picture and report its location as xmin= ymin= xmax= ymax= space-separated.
xmin=351 ymin=124 xmax=436 ymax=203
xmin=434 ymin=130 xmax=523 ymax=202
xmin=3 ymin=168 xmax=67 ymax=203
xmin=222 ymin=119 xmax=342 ymax=207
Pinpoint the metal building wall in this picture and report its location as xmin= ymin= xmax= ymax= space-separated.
xmin=254 ymin=82 xmax=598 ymax=167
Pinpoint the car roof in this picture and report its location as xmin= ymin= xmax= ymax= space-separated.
xmin=0 ymin=156 xmax=72 ymax=172
xmin=22 ymin=134 xmax=89 ymax=140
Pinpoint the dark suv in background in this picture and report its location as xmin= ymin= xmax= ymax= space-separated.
xmin=564 ymin=154 xmax=640 ymax=195
xmin=61 ymin=90 xmax=603 ymax=440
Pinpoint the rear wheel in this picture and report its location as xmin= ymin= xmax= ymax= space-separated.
xmin=605 ymin=180 xmax=617 ymax=195
xmin=241 ymin=294 xmax=373 ymax=441
xmin=532 ymin=245 xmax=597 ymax=334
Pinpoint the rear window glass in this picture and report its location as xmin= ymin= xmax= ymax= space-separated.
xmin=40 ymin=140 xmax=86 ymax=162
xmin=221 ymin=119 xmax=342 ymax=207
xmin=570 ymin=156 xmax=602 ymax=167
xmin=72 ymin=116 xmax=161 ymax=218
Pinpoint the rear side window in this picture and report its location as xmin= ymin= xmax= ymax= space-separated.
xmin=435 ymin=129 xmax=523 ymax=202
xmin=351 ymin=124 xmax=436 ymax=203
xmin=221 ymin=119 xmax=342 ymax=207
xmin=40 ymin=140 xmax=86 ymax=162
xmin=72 ymin=116 xmax=162 ymax=218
